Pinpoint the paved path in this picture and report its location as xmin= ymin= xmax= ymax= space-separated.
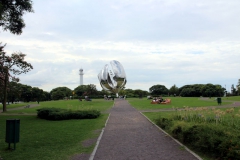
xmin=0 ymin=104 xmax=39 ymax=115
xmin=92 ymin=99 xmax=200 ymax=160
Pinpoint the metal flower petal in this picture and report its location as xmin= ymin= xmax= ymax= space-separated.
xmin=98 ymin=60 xmax=127 ymax=96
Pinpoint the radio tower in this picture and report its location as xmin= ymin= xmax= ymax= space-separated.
xmin=79 ymin=68 xmax=84 ymax=85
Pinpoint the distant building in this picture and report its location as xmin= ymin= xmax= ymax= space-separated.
xmin=79 ymin=68 xmax=84 ymax=85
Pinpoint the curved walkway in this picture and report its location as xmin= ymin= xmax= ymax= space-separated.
xmin=92 ymin=99 xmax=200 ymax=160
xmin=0 ymin=104 xmax=39 ymax=115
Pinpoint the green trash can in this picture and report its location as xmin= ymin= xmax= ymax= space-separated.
xmin=5 ymin=119 xmax=20 ymax=149
xmin=217 ymin=97 xmax=222 ymax=105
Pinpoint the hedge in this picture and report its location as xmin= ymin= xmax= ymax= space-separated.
xmin=37 ymin=108 xmax=100 ymax=120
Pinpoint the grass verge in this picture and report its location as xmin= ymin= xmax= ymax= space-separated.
xmin=128 ymin=97 xmax=233 ymax=110
xmin=1 ymin=99 xmax=113 ymax=114
xmin=0 ymin=114 xmax=108 ymax=160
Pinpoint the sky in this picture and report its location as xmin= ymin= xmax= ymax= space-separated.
xmin=1 ymin=0 xmax=240 ymax=92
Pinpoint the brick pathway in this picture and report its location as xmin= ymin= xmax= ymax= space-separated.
xmin=92 ymin=99 xmax=200 ymax=160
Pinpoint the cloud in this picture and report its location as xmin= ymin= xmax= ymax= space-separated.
xmin=1 ymin=0 xmax=240 ymax=92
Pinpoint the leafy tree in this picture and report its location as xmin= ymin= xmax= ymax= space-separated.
xmin=97 ymin=89 xmax=110 ymax=98
xmin=50 ymin=87 xmax=72 ymax=100
xmin=85 ymin=84 xmax=98 ymax=96
xmin=42 ymin=91 xmax=51 ymax=101
xmin=0 ymin=0 xmax=34 ymax=35
xmin=179 ymin=84 xmax=204 ymax=97
xmin=178 ymin=85 xmax=192 ymax=96
xmin=133 ymin=89 xmax=149 ymax=98
xmin=237 ymin=79 xmax=240 ymax=95
xmin=200 ymin=83 xmax=224 ymax=97
xmin=169 ymin=84 xmax=179 ymax=96
xmin=51 ymin=90 xmax=65 ymax=100
xmin=0 ymin=44 xmax=33 ymax=112
xmin=32 ymin=87 xmax=43 ymax=104
xmin=134 ymin=89 xmax=143 ymax=97
xmin=124 ymin=89 xmax=135 ymax=97
xmin=19 ymin=84 xmax=32 ymax=102
xmin=74 ymin=85 xmax=88 ymax=97
xmin=149 ymin=84 xmax=169 ymax=96
xmin=179 ymin=88 xmax=195 ymax=97
xmin=6 ymin=81 xmax=19 ymax=103
xmin=191 ymin=84 xmax=203 ymax=97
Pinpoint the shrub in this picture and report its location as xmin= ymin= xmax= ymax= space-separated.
xmin=154 ymin=117 xmax=173 ymax=130
xmin=37 ymin=108 xmax=100 ymax=120
xmin=182 ymin=124 xmax=240 ymax=159
xmin=154 ymin=113 xmax=240 ymax=159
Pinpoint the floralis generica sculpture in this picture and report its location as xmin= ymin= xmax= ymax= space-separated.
xmin=98 ymin=60 xmax=127 ymax=97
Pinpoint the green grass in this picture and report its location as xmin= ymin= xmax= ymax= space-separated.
xmin=2 ymin=99 xmax=114 ymax=114
xmin=0 ymin=99 xmax=113 ymax=160
xmin=128 ymin=97 xmax=232 ymax=110
xmin=221 ymin=96 xmax=240 ymax=101
xmin=0 ymin=115 xmax=108 ymax=160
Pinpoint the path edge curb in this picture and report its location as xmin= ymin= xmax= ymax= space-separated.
xmin=89 ymin=101 xmax=114 ymax=160
xmin=89 ymin=113 xmax=111 ymax=160
xmin=140 ymin=112 xmax=203 ymax=160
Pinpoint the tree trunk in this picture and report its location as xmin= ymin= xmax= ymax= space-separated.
xmin=2 ymin=70 xmax=8 ymax=112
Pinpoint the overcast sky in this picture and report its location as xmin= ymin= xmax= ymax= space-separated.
xmin=1 ymin=0 xmax=240 ymax=92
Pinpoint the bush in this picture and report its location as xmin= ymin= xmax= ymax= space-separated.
xmin=155 ymin=116 xmax=240 ymax=159
xmin=154 ymin=117 xmax=173 ymax=130
xmin=182 ymin=125 xmax=240 ymax=159
xmin=37 ymin=108 xmax=101 ymax=120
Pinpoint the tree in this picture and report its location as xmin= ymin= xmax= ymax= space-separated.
xmin=74 ymin=85 xmax=88 ymax=97
xmin=51 ymin=90 xmax=65 ymax=100
xmin=42 ymin=91 xmax=51 ymax=101
xmin=179 ymin=88 xmax=195 ymax=97
xmin=149 ymin=84 xmax=169 ymax=96
xmin=133 ymin=89 xmax=149 ymax=98
xmin=169 ymin=84 xmax=179 ymax=96
xmin=201 ymin=83 xmax=224 ymax=97
xmin=50 ymin=87 xmax=72 ymax=100
xmin=237 ymin=79 xmax=240 ymax=95
xmin=0 ymin=0 xmax=34 ymax=35
xmin=7 ymin=81 xmax=19 ymax=103
xmin=20 ymin=84 xmax=32 ymax=102
xmin=32 ymin=87 xmax=43 ymax=103
xmin=0 ymin=44 xmax=33 ymax=112
xmin=85 ymin=84 xmax=97 ymax=96
xmin=124 ymin=89 xmax=134 ymax=97
xmin=134 ymin=89 xmax=143 ymax=98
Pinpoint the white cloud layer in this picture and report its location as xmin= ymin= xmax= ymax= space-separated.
xmin=1 ymin=0 xmax=240 ymax=92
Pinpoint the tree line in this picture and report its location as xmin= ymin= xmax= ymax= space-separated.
xmin=149 ymin=83 xmax=240 ymax=97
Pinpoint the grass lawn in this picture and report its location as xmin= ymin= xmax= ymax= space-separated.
xmin=221 ymin=96 xmax=240 ymax=101
xmin=0 ymin=99 xmax=113 ymax=160
xmin=0 ymin=115 xmax=108 ymax=160
xmin=128 ymin=97 xmax=233 ymax=110
xmin=1 ymin=99 xmax=114 ymax=114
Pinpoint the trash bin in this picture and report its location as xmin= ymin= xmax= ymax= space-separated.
xmin=217 ymin=97 xmax=222 ymax=105
xmin=5 ymin=119 xmax=20 ymax=149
